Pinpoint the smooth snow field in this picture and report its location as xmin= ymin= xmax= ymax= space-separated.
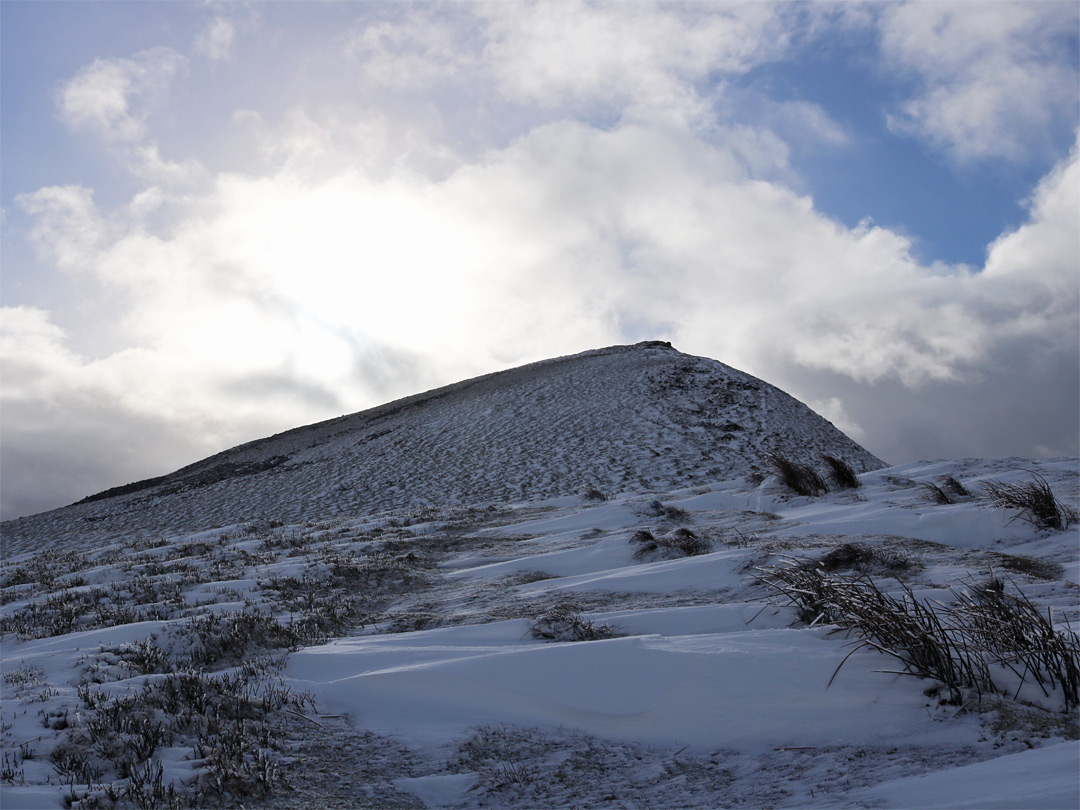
xmin=2 ymin=457 xmax=1078 ymax=809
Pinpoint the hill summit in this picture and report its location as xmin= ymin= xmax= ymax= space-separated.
xmin=3 ymin=343 xmax=884 ymax=553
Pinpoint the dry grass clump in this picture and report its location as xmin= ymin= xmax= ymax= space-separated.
xmin=744 ymin=471 xmax=767 ymax=488
xmin=61 ymin=664 xmax=308 ymax=806
xmin=764 ymin=453 xmax=829 ymax=497
xmin=982 ymin=472 xmax=1077 ymax=531
xmin=510 ymin=570 xmax=558 ymax=585
xmin=920 ymin=481 xmax=956 ymax=505
xmin=640 ymin=499 xmax=692 ymax=521
xmin=921 ymin=476 xmax=973 ymax=506
xmin=939 ymin=476 xmax=971 ymax=498
xmin=883 ymin=475 xmax=917 ymax=490
xmin=991 ymin=554 xmax=1065 ymax=582
xmin=758 ymin=563 xmax=1080 ymax=711
xmin=530 ymin=603 xmax=621 ymax=642
xmin=821 ymin=455 xmax=861 ymax=490
xmin=817 ymin=542 xmax=919 ymax=578
xmin=953 ymin=576 xmax=1079 ymax=707
xmin=179 ymin=612 xmax=302 ymax=669
xmin=579 ymin=484 xmax=608 ymax=502
xmin=630 ymin=528 xmax=712 ymax=562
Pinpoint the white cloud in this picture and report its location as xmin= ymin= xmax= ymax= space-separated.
xmin=880 ymin=1 xmax=1079 ymax=162
xmin=14 ymin=118 xmax=1077 ymax=430
xmin=346 ymin=13 xmax=477 ymax=90
xmin=16 ymin=186 xmax=111 ymax=274
xmin=343 ymin=3 xmax=794 ymax=128
xmin=53 ymin=47 xmax=203 ymax=191
xmin=808 ymin=397 xmax=866 ymax=442
xmin=985 ymin=134 xmax=1080 ymax=286
xmin=56 ymin=47 xmax=187 ymax=143
xmin=478 ymin=1 xmax=790 ymax=127
xmin=194 ymin=16 xmax=236 ymax=61
xmin=765 ymin=100 xmax=850 ymax=149
xmin=131 ymin=143 xmax=206 ymax=185
xmin=977 ymin=134 xmax=1080 ymax=349
xmin=232 ymin=105 xmax=463 ymax=183
xmin=0 ymin=306 xmax=83 ymax=397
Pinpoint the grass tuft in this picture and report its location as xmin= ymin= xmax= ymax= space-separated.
xmin=579 ymin=484 xmax=608 ymax=502
xmin=817 ymin=542 xmax=918 ymax=578
xmin=821 ymin=455 xmax=861 ymax=490
xmin=991 ymin=553 xmax=1065 ymax=582
xmin=764 ymin=453 xmax=829 ymax=497
xmin=631 ymin=528 xmax=712 ymax=562
xmin=641 ymin=499 xmax=692 ymax=521
xmin=757 ymin=562 xmax=1080 ymax=711
xmin=939 ymin=476 xmax=971 ymax=498
xmin=920 ymin=481 xmax=956 ymax=505
xmin=530 ymin=603 xmax=621 ymax=642
xmin=982 ymin=472 xmax=1078 ymax=531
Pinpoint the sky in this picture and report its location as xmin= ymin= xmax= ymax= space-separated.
xmin=1 ymin=1 xmax=1078 ymax=522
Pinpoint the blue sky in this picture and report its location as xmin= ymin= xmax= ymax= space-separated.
xmin=735 ymin=35 xmax=1067 ymax=266
xmin=2 ymin=1 xmax=1078 ymax=519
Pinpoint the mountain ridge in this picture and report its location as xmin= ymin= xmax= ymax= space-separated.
xmin=2 ymin=342 xmax=885 ymax=554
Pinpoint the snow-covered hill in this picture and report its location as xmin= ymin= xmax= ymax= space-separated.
xmin=2 ymin=342 xmax=883 ymax=555
xmin=1 ymin=344 xmax=1076 ymax=809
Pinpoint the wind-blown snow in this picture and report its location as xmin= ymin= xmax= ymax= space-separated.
xmin=848 ymin=741 xmax=1080 ymax=809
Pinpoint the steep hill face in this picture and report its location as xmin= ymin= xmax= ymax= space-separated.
xmin=2 ymin=343 xmax=885 ymax=553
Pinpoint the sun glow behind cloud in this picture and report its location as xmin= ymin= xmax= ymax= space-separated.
xmin=1 ymin=1 xmax=1077 ymax=520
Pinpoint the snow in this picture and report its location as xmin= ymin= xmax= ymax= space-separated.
xmin=848 ymin=740 xmax=1080 ymax=809
xmin=3 ymin=455 xmax=1076 ymax=807
xmin=0 ymin=345 xmax=1076 ymax=808
xmin=291 ymin=626 xmax=946 ymax=752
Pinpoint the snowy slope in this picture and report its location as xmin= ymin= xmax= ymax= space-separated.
xmin=2 ymin=343 xmax=883 ymax=555
xmin=1 ymin=344 xmax=1075 ymax=809
xmin=1 ymin=457 xmax=1077 ymax=809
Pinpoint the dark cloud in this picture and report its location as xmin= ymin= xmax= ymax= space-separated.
xmin=0 ymin=397 xmax=206 ymax=520
xmin=773 ymin=337 xmax=1079 ymax=466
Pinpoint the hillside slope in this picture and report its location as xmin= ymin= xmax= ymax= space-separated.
xmin=2 ymin=342 xmax=884 ymax=553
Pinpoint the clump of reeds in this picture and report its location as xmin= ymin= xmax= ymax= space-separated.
xmin=939 ymin=475 xmax=970 ymax=498
xmin=920 ymin=481 xmax=957 ymax=505
xmin=982 ymin=472 xmax=1077 ymax=531
xmin=921 ymin=475 xmax=972 ymax=505
xmin=818 ymin=542 xmax=918 ymax=578
xmin=630 ymin=528 xmax=711 ymax=562
xmin=579 ymin=484 xmax=608 ymax=502
xmin=764 ymin=452 xmax=829 ymax=497
xmin=530 ymin=604 xmax=620 ymax=642
xmin=757 ymin=562 xmax=1080 ymax=711
xmin=821 ymin=455 xmax=861 ymax=490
